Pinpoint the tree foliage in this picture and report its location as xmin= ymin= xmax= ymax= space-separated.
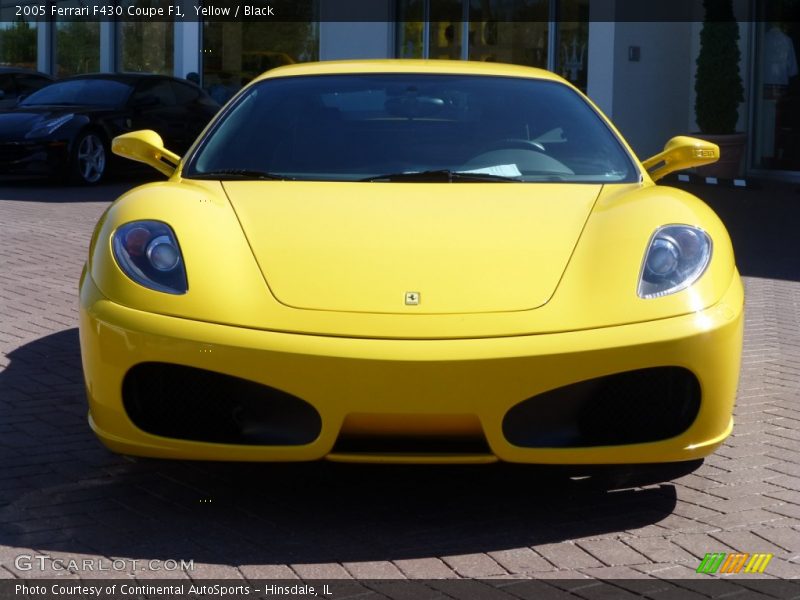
xmin=0 ymin=20 xmax=36 ymax=67
xmin=694 ymin=0 xmax=744 ymax=134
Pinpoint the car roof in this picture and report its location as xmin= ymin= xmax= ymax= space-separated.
xmin=252 ymin=59 xmax=567 ymax=85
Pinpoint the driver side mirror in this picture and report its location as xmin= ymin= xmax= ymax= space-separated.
xmin=642 ymin=136 xmax=719 ymax=182
xmin=112 ymin=130 xmax=181 ymax=177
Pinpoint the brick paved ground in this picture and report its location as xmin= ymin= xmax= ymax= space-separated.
xmin=0 ymin=178 xmax=798 ymax=583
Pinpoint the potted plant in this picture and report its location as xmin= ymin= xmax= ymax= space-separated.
xmin=694 ymin=0 xmax=746 ymax=178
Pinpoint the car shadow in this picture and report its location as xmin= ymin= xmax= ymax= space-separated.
xmin=0 ymin=329 xmax=683 ymax=566
xmin=0 ymin=173 xmax=159 ymax=203
xmin=675 ymin=180 xmax=800 ymax=282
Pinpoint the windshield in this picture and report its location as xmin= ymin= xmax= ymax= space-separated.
xmin=185 ymin=74 xmax=638 ymax=183
xmin=21 ymin=79 xmax=132 ymax=107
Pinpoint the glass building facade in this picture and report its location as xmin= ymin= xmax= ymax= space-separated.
xmin=750 ymin=2 xmax=800 ymax=174
xmin=396 ymin=0 xmax=588 ymax=91
xmin=202 ymin=20 xmax=318 ymax=103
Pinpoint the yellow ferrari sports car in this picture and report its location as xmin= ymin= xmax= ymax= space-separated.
xmin=79 ymin=60 xmax=743 ymax=467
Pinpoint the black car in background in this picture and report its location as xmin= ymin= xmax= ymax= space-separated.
xmin=0 ymin=67 xmax=53 ymax=109
xmin=0 ymin=73 xmax=220 ymax=184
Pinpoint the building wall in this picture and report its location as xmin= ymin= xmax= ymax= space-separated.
xmin=586 ymin=21 xmax=615 ymax=117
xmin=588 ymin=0 xmax=752 ymax=162
xmin=320 ymin=22 xmax=394 ymax=60
xmin=606 ymin=22 xmax=694 ymax=160
xmin=319 ymin=0 xmax=394 ymax=61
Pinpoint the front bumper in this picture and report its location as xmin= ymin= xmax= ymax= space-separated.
xmin=0 ymin=140 xmax=68 ymax=176
xmin=79 ymin=270 xmax=744 ymax=464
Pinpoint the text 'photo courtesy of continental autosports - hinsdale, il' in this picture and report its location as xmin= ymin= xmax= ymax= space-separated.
xmin=78 ymin=60 xmax=743 ymax=475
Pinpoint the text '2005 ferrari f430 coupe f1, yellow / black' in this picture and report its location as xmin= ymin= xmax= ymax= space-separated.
xmin=79 ymin=60 xmax=743 ymax=471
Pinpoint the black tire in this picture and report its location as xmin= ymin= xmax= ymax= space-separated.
xmin=69 ymin=130 xmax=109 ymax=185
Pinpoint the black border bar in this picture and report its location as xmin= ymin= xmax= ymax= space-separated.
xmin=2 ymin=0 xmax=797 ymax=23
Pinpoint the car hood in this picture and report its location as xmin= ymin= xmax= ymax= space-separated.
xmin=222 ymin=182 xmax=602 ymax=315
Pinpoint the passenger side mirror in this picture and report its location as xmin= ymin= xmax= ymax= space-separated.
xmin=112 ymin=130 xmax=181 ymax=177
xmin=642 ymin=136 xmax=719 ymax=182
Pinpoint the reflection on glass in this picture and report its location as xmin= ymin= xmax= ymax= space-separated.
xmin=119 ymin=1 xmax=173 ymax=75
xmin=397 ymin=0 xmax=424 ymax=58
xmin=187 ymin=74 xmax=637 ymax=183
xmin=397 ymin=0 xmax=553 ymax=68
xmin=752 ymin=1 xmax=800 ymax=171
xmin=0 ymin=19 xmax=37 ymax=68
xmin=429 ymin=0 xmax=463 ymax=59
xmin=202 ymin=16 xmax=318 ymax=103
xmin=55 ymin=0 xmax=99 ymax=77
xmin=467 ymin=0 xmax=549 ymax=67
xmin=557 ymin=0 xmax=589 ymax=91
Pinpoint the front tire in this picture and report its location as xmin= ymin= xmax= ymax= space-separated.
xmin=70 ymin=131 xmax=108 ymax=185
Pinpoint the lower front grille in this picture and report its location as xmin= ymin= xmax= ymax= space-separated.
xmin=333 ymin=435 xmax=491 ymax=455
xmin=0 ymin=143 xmax=31 ymax=162
xmin=122 ymin=362 xmax=322 ymax=445
xmin=502 ymin=367 xmax=701 ymax=448
xmin=332 ymin=412 xmax=490 ymax=455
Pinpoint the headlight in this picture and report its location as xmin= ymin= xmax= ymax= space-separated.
xmin=25 ymin=113 xmax=74 ymax=139
xmin=112 ymin=221 xmax=188 ymax=294
xmin=638 ymin=225 xmax=711 ymax=299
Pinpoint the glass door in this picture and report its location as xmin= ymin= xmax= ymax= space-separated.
xmin=396 ymin=0 xmax=589 ymax=91
xmin=751 ymin=5 xmax=800 ymax=172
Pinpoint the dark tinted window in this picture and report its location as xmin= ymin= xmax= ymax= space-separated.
xmin=21 ymin=78 xmax=132 ymax=107
xmin=14 ymin=74 xmax=51 ymax=95
xmin=0 ymin=74 xmax=15 ymax=96
xmin=170 ymin=81 xmax=200 ymax=104
xmin=187 ymin=74 xmax=637 ymax=183
xmin=132 ymin=79 xmax=176 ymax=107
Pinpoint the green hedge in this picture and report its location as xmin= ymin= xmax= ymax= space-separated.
xmin=694 ymin=0 xmax=744 ymax=134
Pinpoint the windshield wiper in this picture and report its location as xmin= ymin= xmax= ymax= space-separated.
xmin=189 ymin=169 xmax=294 ymax=181
xmin=360 ymin=169 xmax=521 ymax=183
